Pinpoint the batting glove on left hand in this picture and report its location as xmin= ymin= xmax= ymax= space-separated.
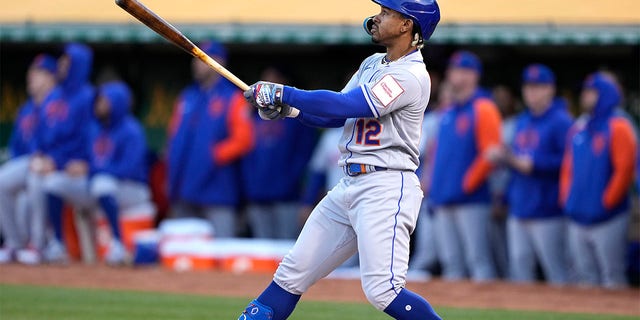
xmin=245 ymin=81 xmax=284 ymax=109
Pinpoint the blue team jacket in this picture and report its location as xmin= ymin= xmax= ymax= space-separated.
xmin=562 ymin=74 xmax=637 ymax=225
xmin=34 ymin=44 xmax=94 ymax=168
xmin=8 ymin=88 xmax=61 ymax=158
xmin=507 ymin=98 xmax=573 ymax=219
xmin=429 ymin=90 xmax=502 ymax=206
xmin=168 ymin=79 xmax=252 ymax=206
xmin=89 ymin=82 xmax=148 ymax=183
xmin=61 ymin=43 xmax=95 ymax=110
xmin=240 ymin=115 xmax=317 ymax=202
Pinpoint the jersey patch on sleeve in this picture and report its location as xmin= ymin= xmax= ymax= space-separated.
xmin=370 ymin=74 xmax=405 ymax=108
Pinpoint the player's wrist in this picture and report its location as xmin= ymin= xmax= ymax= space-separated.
xmin=280 ymin=86 xmax=300 ymax=118
xmin=282 ymin=85 xmax=295 ymax=106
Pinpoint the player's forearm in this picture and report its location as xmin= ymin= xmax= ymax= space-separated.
xmin=298 ymin=112 xmax=346 ymax=128
xmin=283 ymin=86 xmax=374 ymax=119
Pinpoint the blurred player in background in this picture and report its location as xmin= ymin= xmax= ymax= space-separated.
xmin=0 ymin=54 xmax=60 ymax=264
xmin=46 ymin=81 xmax=150 ymax=264
xmin=299 ymin=127 xmax=344 ymax=223
xmin=238 ymin=0 xmax=442 ymax=319
xmin=408 ymin=80 xmax=453 ymax=276
xmin=241 ymin=66 xmax=317 ymax=239
xmin=492 ymin=64 xmax=572 ymax=285
xmin=27 ymin=43 xmax=95 ymax=263
xmin=561 ymin=72 xmax=637 ymax=289
xmin=167 ymin=41 xmax=254 ymax=238
xmin=428 ymin=51 xmax=501 ymax=282
xmin=487 ymin=83 xmax=519 ymax=278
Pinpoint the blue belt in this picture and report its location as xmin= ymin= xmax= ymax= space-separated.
xmin=344 ymin=163 xmax=387 ymax=177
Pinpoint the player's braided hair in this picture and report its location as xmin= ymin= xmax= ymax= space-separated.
xmin=411 ymin=22 xmax=424 ymax=49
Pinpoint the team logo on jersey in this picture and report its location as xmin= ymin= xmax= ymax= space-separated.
xmin=591 ymin=133 xmax=607 ymax=156
xmin=208 ymin=99 xmax=224 ymax=117
xmin=455 ymin=114 xmax=471 ymax=135
xmin=44 ymin=100 xmax=69 ymax=125
xmin=93 ymin=135 xmax=114 ymax=166
xmin=515 ymin=129 xmax=540 ymax=151
xmin=371 ymin=75 xmax=404 ymax=108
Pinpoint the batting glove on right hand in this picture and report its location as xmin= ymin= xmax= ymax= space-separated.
xmin=258 ymin=106 xmax=283 ymax=120
xmin=257 ymin=103 xmax=295 ymax=120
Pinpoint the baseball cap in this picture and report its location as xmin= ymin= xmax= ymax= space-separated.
xmin=30 ymin=54 xmax=58 ymax=74
xmin=448 ymin=50 xmax=482 ymax=74
xmin=199 ymin=41 xmax=227 ymax=61
xmin=522 ymin=64 xmax=555 ymax=85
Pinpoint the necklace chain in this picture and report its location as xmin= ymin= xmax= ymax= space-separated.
xmin=382 ymin=49 xmax=418 ymax=65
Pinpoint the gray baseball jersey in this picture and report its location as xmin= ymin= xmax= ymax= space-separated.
xmin=338 ymin=50 xmax=431 ymax=171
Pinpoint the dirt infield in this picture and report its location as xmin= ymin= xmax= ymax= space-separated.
xmin=1 ymin=264 xmax=639 ymax=316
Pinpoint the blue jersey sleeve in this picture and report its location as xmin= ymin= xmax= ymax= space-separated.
xmin=8 ymin=117 xmax=24 ymax=158
xmin=9 ymin=103 xmax=34 ymax=158
xmin=298 ymin=112 xmax=346 ymax=128
xmin=283 ymin=86 xmax=375 ymax=119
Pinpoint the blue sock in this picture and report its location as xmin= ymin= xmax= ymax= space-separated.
xmin=384 ymin=289 xmax=441 ymax=320
xmin=47 ymin=194 xmax=64 ymax=242
xmin=256 ymin=281 xmax=301 ymax=320
xmin=98 ymin=195 xmax=122 ymax=241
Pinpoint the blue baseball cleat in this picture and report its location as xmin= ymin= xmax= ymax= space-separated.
xmin=238 ymin=300 xmax=274 ymax=320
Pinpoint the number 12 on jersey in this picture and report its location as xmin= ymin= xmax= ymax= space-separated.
xmin=355 ymin=119 xmax=382 ymax=146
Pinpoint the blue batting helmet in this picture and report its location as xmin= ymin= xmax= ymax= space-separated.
xmin=364 ymin=0 xmax=440 ymax=42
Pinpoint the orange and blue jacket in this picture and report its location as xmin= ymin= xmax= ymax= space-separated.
xmin=429 ymin=89 xmax=502 ymax=205
xmin=560 ymin=73 xmax=637 ymax=225
xmin=167 ymin=78 xmax=254 ymax=206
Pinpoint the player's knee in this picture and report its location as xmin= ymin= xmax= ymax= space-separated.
xmin=42 ymin=173 xmax=66 ymax=193
xmin=362 ymin=278 xmax=400 ymax=311
xmin=90 ymin=174 xmax=118 ymax=197
xmin=272 ymin=257 xmax=312 ymax=295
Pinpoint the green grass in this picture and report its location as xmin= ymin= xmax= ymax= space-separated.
xmin=0 ymin=284 xmax=635 ymax=320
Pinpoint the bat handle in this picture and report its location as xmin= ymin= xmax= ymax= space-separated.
xmin=288 ymin=108 xmax=300 ymax=118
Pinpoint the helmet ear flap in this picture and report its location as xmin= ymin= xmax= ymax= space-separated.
xmin=363 ymin=16 xmax=375 ymax=35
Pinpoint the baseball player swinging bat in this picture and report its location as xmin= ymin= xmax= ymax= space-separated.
xmin=115 ymin=0 xmax=300 ymax=116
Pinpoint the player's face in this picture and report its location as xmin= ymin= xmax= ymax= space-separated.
xmin=446 ymin=67 xmax=479 ymax=92
xmin=191 ymin=56 xmax=221 ymax=85
xmin=580 ymin=88 xmax=598 ymax=113
xmin=436 ymin=82 xmax=454 ymax=109
xmin=27 ymin=68 xmax=55 ymax=97
xmin=57 ymin=55 xmax=70 ymax=81
xmin=522 ymin=83 xmax=554 ymax=114
xmin=94 ymin=95 xmax=111 ymax=123
xmin=370 ymin=6 xmax=411 ymax=46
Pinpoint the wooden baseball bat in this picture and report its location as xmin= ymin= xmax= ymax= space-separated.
xmin=116 ymin=0 xmax=249 ymax=91
xmin=116 ymin=0 xmax=300 ymax=117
